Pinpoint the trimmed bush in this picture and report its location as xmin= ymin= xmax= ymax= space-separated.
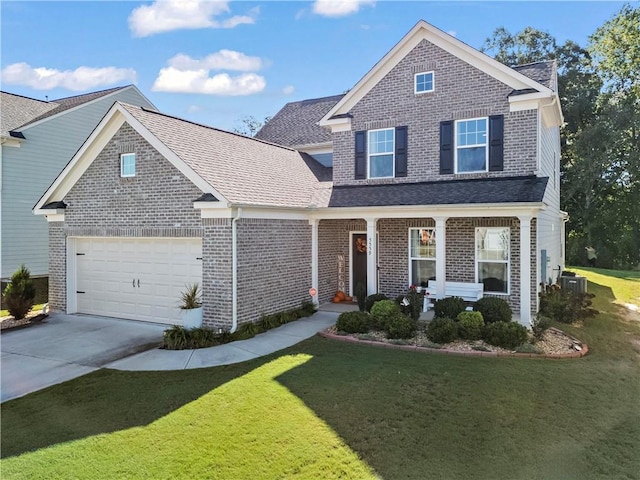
xmin=426 ymin=317 xmax=459 ymax=344
xmin=433 ymin=296 xmax=466 ymax=319
xmin=386 ymin=312 xmax=416 ymax=339
xmin=365 ymin=293 xmax=389 ymax=313
xmin=3 ymin=265 xmax=36 ymax=320
xmin=395 ymin=287 xmax=423 ymax=322
xmin=456 ymin=311 xmax=484 ymax=340
xmin=336 ymin=311 xmax=371 ymax=334
xmin=473 ymin=297 xmax=512 ymax=324
xmin=483 ymin=321 xmax=528 ymax=349
xmin=370 ymin=299 xmax=401 ymax=331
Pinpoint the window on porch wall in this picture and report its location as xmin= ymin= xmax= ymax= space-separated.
xmin=476 ymin=227 xmax=510 ymax=294
xmin=409 ymin=228 xmax=436 ymax=287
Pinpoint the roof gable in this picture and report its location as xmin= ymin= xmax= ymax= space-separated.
xmin=1 ymin=92 xmax=57 ymax=137
xmin=35 ymin=102 xmax=327 ymax=213
xmin=320 ymin=20 xmax=555 ymax=126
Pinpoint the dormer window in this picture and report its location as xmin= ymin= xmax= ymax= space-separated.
xmin=415 ymin=72 xmax=434 ymax=94
xmin=120 ymin=153 xmax=136 ymax=177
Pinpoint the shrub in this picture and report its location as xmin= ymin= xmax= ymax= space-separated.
xmin=473 ymin=297 xmax=512 ymax=324
xmin=336 ymin=311 xmax=371 ymax=334
xmin=365 ymin=293 xmax=389 ymax=313
xmin=538 ymin=285 xmax=597 ymax=324
xmin=483 ymin=321 xmax=528 ymax=349
xmin=189 ymin=327 xmax=219 ymax=348
xmin=355 ymin=282 xmax=367 ymax=311
xmin=179 ymin=283 xmax=202 ymax=310
xmin=515 ymin=343 xmax=542 ymax=354
xmin=3 ymin=265 xmax=36 ymax=320
xmin=299 ymin=301 xmax=317 ymax=317
xmin=386 ymin=312 xmax=416 ymax=339
xmin=426 ymin=318 xmax=459 ymax=344
xmin=395 ymin=286 xmax=423 ymax=322
xmin=232 ymin=322 xmax=262 ymax=340
xmin=433 ymin=296 xmax=466 ymax=319
xmin=260 ymin=313 xmax=281 ymax=330
xmin=532 ymin=315 xmax=553 ymax=341
xmin=456 ymin=311 xmax=484 ymax=340
xmin=163 ymin=325 xmax=189 ymax=350
xmin=163 ymin=325 xmax=220 ymax=350
xmin=370 ymin=299 xmax=401 ymax=330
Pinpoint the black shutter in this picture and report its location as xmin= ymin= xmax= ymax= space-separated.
xmin=395 ymin=126 xmax=408 ymax=177
xmin=488 ymin=115 xmax=504 ymax=171
xmin=355 ymin=130 xmax=366 ymax=179
xmin=439 ymin=120 xmax=454 ymax=174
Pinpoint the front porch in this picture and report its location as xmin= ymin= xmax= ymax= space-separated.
xmin=309 ymin=208 xmax=538 ymax=326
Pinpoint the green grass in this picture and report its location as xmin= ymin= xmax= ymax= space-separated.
xmin=569 ymin=266 xmax=640 ymax=307
xmin=2 ymin=270 xmax=639 ymax=479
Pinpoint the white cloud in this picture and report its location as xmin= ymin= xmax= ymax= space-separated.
xmin=152 ymin=67 xmax=265 ymax=96
xmin=0 ymin=62 xmax=137 ymax=91
xmin=168 ymin=50 xmax=263 ymax=72
xmin=187 ymin=105 xmax=202 ymax=113
xmin=128 ymin=0 xmax=257 ymax=37
xmin=282 ymin=85 xmax=295 ymax=95
xmin=312 ymin=0 xmax=375 ymax=17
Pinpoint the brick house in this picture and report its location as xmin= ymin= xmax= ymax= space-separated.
xmin=35 ymin=21 xmax=564 ymax=329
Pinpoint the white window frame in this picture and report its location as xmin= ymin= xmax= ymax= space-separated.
xmin=455 ymin=117 xmax=489 ymax=174
xmin=120 ymin=153 xmax=136 ymax=178
xmin=408 ymin=227 xmax=436 ymax=287
xmin=475 ymin=226 xmax=510 ymax=295
xmin=367 ymin=127 xmax=395 ymax=179
xmin=414 ymin=71 xmax=434 ymax=94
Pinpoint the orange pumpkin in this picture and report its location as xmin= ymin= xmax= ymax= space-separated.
xmin=336 ymin=291 xmax=346 ymax=301
xmin=332 ymin=295 xmax=342 ymax=303
xmin=345 ymin=295 xmax=353 ymax=302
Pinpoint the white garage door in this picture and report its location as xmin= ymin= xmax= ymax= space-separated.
xmin=74 ymin=237 xmax=202 ymax=325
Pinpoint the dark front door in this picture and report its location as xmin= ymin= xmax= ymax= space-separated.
xmin=352 ymin=233 xmax=367 ymax=297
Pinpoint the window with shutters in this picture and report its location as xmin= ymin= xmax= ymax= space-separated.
xmin=368 ymin=128 xmax=395 ymax=178
xmin=455 ymin=117 xmax=488 ymax=173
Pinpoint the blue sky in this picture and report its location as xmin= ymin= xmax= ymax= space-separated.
xmin=1 ymin=1 xmax=627 ymax=132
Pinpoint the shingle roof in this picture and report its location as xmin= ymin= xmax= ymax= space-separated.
xmin=254 ymin=94 xmax=344 ymax=147
xmin=1 ymin=92 xmax=57 ymax=137
xmin=1 ymin=86 xmax=134 ymax=137
xmin=328 ymin=176 xmax=548 ymax=208
xmin=512 ymin=60 xmax=557 ymax=91
xmin=120 ymin=103 xmax=329 ymax=209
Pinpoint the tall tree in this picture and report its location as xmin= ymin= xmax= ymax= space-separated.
xmin=481 ymin=26 xmax=557 ymax=65
xmin=233 ymin=115 xmax=271 ymax=137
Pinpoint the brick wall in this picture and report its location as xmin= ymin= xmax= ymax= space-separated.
xmin=236 ymin=219 xmax=311 ymax=325
xmin=202 ymin=218 xmax=233 ymax=329
xmin=48 ymin=222 xmax=66 ymax=311
xmin=332 ymin=39 xmax=538 ymax=186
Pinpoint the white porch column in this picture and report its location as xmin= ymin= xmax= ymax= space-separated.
xmin=365 ymin=217 xmax=378 ymax=295
xmin=434 ymin=216 xmax=448 ymax=299
xmin=518 ymin=215 xmax=532 ymax=326
xmin=309 ymin=218 xmax=319 ymax=306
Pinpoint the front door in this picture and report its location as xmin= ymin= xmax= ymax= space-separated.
xmin=351 ymin=233 xmax=368 ymax=298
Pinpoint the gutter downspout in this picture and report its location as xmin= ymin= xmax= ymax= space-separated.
xmin=231 ymin=207 xmax=242 ymax=333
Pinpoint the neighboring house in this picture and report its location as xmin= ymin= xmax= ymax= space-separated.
xmin=0 ymin=86 xmax=156 ymax=287
xmin=34 ymin=21 xmax=564 ymax=329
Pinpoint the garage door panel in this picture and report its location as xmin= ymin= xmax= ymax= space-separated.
xmin=74 ymin=237 xmax=202 ymax=325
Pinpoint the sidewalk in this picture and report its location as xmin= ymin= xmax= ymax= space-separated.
xmin=107 ymin=311 xmax=338 ymax=371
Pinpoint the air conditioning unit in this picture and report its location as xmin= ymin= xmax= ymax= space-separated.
xmin=559 ymin=275 xmax=587 ymax=294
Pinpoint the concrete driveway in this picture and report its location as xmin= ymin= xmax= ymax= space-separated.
xmin=1 ymin=313 xmax=166 ymax=402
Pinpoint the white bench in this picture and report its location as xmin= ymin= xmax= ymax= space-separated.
xmin=422 ymin=281 xmax=484 ymax=312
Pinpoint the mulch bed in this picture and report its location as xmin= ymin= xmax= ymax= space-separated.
xmin=0 ymin=311 xmax=49 ymax=331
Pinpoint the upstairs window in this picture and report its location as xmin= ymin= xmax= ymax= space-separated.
xmin=368 ymin=128 xmax=395 ymax=178
xmin=355 ymin=126 xmax=407 ymax=180
xmin=120 ymin=153 xmax=136 ymax=177
xmin=415 ymin=72 xmax=434 ymax=94
xmin=455 ymin=117 xmax=488 ymax=173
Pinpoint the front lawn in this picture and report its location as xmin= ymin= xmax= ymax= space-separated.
xmin=2 ymin=270 xmax=639 ymax=479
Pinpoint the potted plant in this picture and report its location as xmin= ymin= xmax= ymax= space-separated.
xmin=179 ymin=283 xmax=203 ymax=328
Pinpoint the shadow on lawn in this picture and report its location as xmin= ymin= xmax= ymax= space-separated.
xmin=0 ymin=358 xmax=271 ymax=458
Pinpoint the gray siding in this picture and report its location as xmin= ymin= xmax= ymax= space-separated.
xmin=1 ymin=87 xmax=155 ymax=279
xmin=332 ymin=39 xmax=538 ymax=186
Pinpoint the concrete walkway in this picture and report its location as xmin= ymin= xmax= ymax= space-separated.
xmin=107 ymin=311 xmax=337 ymax=371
